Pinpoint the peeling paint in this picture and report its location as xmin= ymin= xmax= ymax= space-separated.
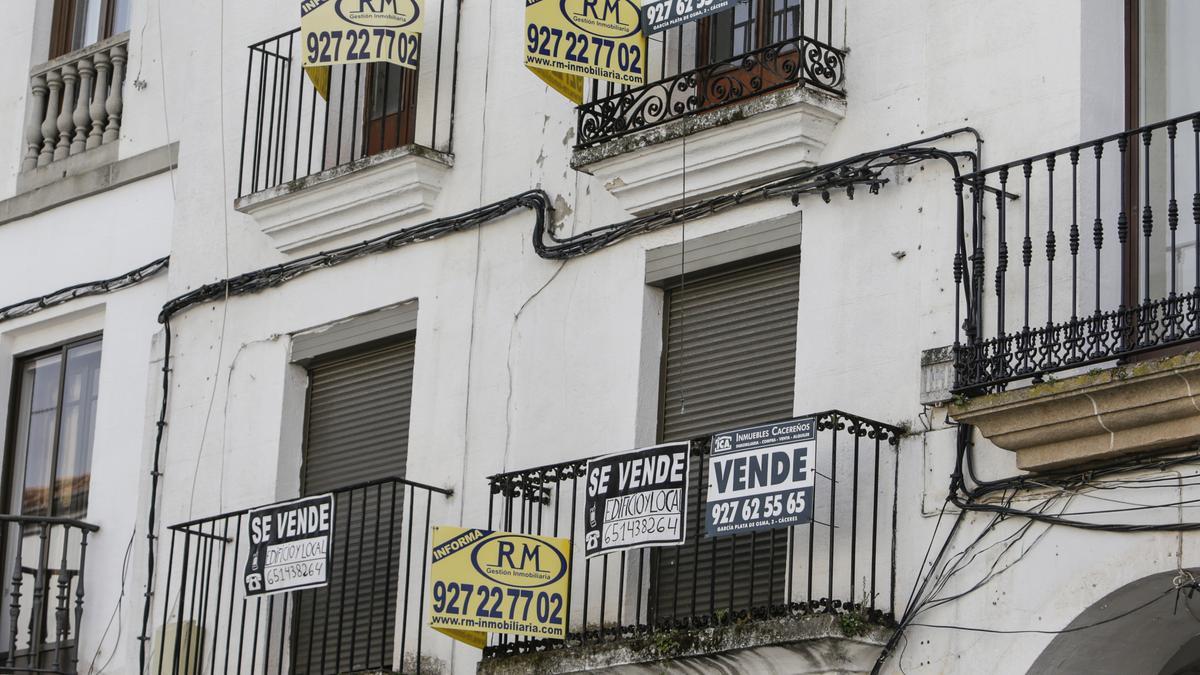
xmin=552 ymin=194 xmax=574 ymax=230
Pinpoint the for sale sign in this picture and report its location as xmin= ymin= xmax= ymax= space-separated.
xmin=705 ymin=417 xmax=814 ymax=537
xmin=524 ymin=0 xmax=647 ymax=87
xmin=428 ymin=527 xmax=571 ymax=648
xmin=301 ymin=0 xmax=424 ymax=70
xmin=243 ymin=494 xmax=335 ymax=597
xmin=641 ymin=0 xmax=735 ymax=35
xmin=584 ymin=442 xmax=689 ymax=558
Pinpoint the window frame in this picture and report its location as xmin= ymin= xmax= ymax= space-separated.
xmin=697 ymin=0 xmax=805 ymax=68
xmin=48 ymin=0 xmax=124 ymax=60
xmin=1 ymin=333 xmax=103 ymax=522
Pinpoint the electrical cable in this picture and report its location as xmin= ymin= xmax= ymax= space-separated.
xmin=908 ymin=586 xmax=1174 ymax=635
xmin=0 ymin=257 xmax=169 ymax=323
xmin=87 ymin=528 xmax=136 ymax=675
xmin=136 ymin=130 xmax=984 ymax=662
xmin=137 ymin=316 xmax=170 ymax=674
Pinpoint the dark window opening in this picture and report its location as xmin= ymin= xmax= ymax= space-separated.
xmin=699 ymin=0 xmax=812 ymax=66
xmin=363 ymin=63 xmax=421 ymax=156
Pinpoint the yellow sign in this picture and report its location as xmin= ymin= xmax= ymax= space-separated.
xmin=524 ymin=0 xmax=647 ymax=87
xmin=429 ymin=526 xmax=571 ymax=648
xmin=305 ymin=66 xmax=331 ymax=100
xmin=531 ymin=67 xmax=584 ymax=105
xmin=300 ymin=0 xmax=423 ymax=70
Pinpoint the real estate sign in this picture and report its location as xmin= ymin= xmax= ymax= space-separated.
xmin=301 ymin=0 xmax=424 ymax=70
xmin=641 ymin=0 xmax=735 ymax=35
xmin=705 ymin=417 xmax=815 ymax=537
xmin=524 ymin=0 xmax=647 ymax=87
xmin=243 ymin=494 xmax=335 ymax=597
xmin=584 ymin=442 xmax=690 ymax=557
xmin=428 ymin=527 xmax=571 ymax=648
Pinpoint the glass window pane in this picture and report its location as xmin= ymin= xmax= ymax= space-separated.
xmin=14 ymin=355 xmax=62 ymax=517
xmin=112 ymin=0 xmax=132 ymax=34
xmin=1140 ymin=0 xmax=1200 ymax=119
xmin=66 ymin=0 xmax=106 ymax=52
xmin=53 ymin=342 xmax=102 ymax=517
xmin=369 ymin=64 xmax=409 ymax=119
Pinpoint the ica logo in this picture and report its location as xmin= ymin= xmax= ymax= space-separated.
xmin=714 ymin=436 xmax=732 ymax=451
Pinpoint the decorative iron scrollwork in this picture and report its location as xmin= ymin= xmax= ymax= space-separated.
xmin=576 ymin=35 xmax=846 ymax=148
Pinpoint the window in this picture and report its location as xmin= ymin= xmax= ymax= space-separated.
xmin=1133 ymin=0 xmax=1200 ymax=126
xmin=49 ymin=0 xmax=131 ymax=60
xmin=689 ymin=1 xmax=811 ymax=110
xmin=650 ymin=254 xmax=800 ymax=620
xmin=363 ymin=64 xmax=421 ymax=156
xmin=701 ymin=0 xmax=810 ymax=64
xmin=1119 ymin=0 xmax=1200 ymax=310
xmin=292 ymin=337 xmax=415 ymax=675
xmin=5 ymin=337 xmax=102 ymax=520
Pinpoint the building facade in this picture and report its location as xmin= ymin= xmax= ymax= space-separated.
xmin=0 ymin=0 xmax=1198 ymax=673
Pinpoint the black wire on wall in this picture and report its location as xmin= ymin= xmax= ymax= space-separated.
xmin=50 ymin=133 xmax=978 ymax=674
xmin=0 ymin=256 xmax=169 ymax=323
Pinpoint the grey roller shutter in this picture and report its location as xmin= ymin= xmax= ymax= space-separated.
xmin=651 ymin=254 xmax=799 ymax=621
xmin=294 ymin=338 xmax=415 ymax=675
xmin=302 ymin=340 xmax=414 ymax=492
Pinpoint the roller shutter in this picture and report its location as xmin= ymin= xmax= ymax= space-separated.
xmin=294 ymin=338 xmax=415 ymax=674
xmin=651 ymin=254 xmax=799 ymax=621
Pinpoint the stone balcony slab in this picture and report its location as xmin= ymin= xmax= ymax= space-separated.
xmin=950 ymin=351 xmax=1200 ymax=471
xmin=571 ymin=86 xmax=846 ymax=216
xmin=234 ymin=144 xmax=452 ymax=254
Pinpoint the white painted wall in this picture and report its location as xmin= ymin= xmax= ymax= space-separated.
xmin=4 ymin=0 xmax=1200 ymax=673
xmin=0 ymin=3 xmax=176 ymax=671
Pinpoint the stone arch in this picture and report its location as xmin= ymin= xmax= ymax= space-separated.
xmin=1029 ymin=569 xmax=1200 ymax=674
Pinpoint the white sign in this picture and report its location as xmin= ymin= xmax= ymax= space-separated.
xmin=706 ymin=417 xmax=815 ymax=537
xmin=642 ymin=0 xmax=735 ymax=35
xmin=584 ymin=442 xmax=690 ymax=557
xmin=243 ymin=494 xmax=335 ymax=596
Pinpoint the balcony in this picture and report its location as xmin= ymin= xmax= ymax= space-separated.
xmin=480 ymin=411 xmax=899 ymax=673
xmin=950 ymin=111 xmax=1200 ymax=470
xmin=233 ymin=15 xmax=458 ymax=253
xmin=0 ymin=515 xmax=99 ymax=675
xmin=570 ymin=1 xmax=847 ymax=214
xmin=147 ymin=478 xmax=449 ymax=675
xmin=18 ymin=34 xmax=128 ymax=190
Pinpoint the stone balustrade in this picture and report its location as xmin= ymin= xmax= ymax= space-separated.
xmin=22 ymin=33 xmax=128 ymax=172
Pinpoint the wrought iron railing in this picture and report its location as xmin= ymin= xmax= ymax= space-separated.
xmin=482 ymin=410 xmax=900 ymax=658
xmin=237 ymin=13 xmax=458 ymax=199
xmin=953 ymin=111 xmax=1200 ymax=392
xmin=0 ymin=515 xmax=98 ymax=675
xmin=148 ymin=477 xmax=450 ymax=675
xmin=575 ymin=0 xmax=846 ymax=148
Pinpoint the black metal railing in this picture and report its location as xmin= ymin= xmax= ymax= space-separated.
xmin=150 ymin=477 xmax=450 ymax=675
xmin=238 ymin=12 xmax=459 ymax=199
xmin=482 ymin=410 xmax=900 ymax=658
xmin=953 ymin=111 xmax=1200 ymax=392
xmin=0 ymin=515 xmax=98 ymax=675
xmin=575 ymin=0 xmax=845 ymax=148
